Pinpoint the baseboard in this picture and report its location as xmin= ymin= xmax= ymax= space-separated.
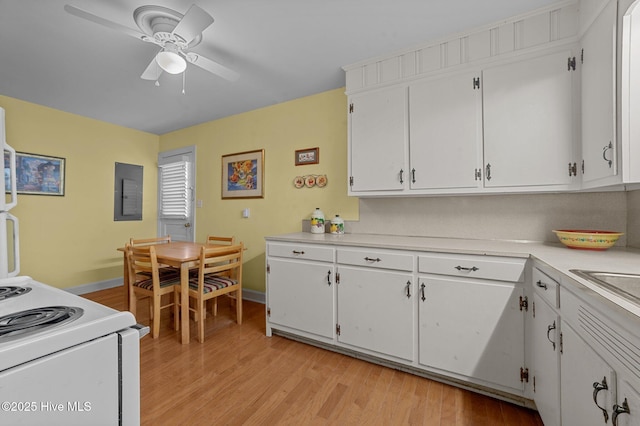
xmin=65 ymin=278 xmax=123 ymax=295
xmin=242 ymin=288 xmax=265 ymax=304
xmin=66 ymin=277 xmax=266 ymax=305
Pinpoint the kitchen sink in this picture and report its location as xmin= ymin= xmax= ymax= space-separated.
xmin=570 ymin=270 xmax=640 ymax=303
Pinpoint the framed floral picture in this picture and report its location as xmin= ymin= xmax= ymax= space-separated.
xmin=221 ymin=149 xmax=264 ymax=199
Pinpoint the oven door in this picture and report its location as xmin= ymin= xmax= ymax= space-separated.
xmin=0 ymin=332 xmax=122 ymax=425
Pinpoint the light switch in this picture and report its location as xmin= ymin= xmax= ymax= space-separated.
xmin=242 ymin=208 xmax=250 ymax=218
xmin=196 ymin=199 xmax=203 ymax=208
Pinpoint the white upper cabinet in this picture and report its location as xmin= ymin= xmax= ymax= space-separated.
xmin=409 ymin=70 xmax=483 ymax=191
xmin=580 ymin=0 xmax=618 ymax=187
xmin=620 ymin=0 xmax=640 ymax=183
xmin=344 ymin=2 xmax=582 ymax=196
xmin=483 ymin=50 xmax=576 ymax=189
xmin=348 ymin=86 xmax=408 ymax=193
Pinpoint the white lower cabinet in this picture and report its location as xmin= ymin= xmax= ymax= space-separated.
xmin=418 ymin=275 xmax=525 ymax=392
xmin=531 ymin=294 xmax=561 ymax=426
xmin=531 ymin=266 xmax=561 ymax=426
xmin=336 ymin=266 xmax=414 ymax=361
xmin=560 ymin=322 xmax=616 ymax=426
xmin=266 ymin=243 xmax=335 ymax=340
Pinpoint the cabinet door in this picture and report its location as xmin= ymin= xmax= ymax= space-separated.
xmin=581 ymin=0 xmax=618 ymax=185
xmin=483 ymin=50 xmax=575 ymax=188
xmin=418 ymin=276 xmax=525 ymax=391
xmin=532 ymin=294 xmax=561 ymax=426
xmin=409 ymin=71 xmax=482 ymax=190
xmin=561 ymin=322 xmax=616 ymax=426
xmin=615 ymin=379 xmax=640 ymax=426
xmin=337 ymin=266 xmax=414 ymax=361
xmin=349 ymin=86 xmax=408 ymax=192
xmin=267 ymin=258 xmax=334 ymax=339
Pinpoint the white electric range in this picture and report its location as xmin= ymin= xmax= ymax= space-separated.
xmin=0 ymin=275 xmax=147 ymax=425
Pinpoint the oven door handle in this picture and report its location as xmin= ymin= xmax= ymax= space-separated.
xmin=131 ymin=323 xmax=150 ymax=339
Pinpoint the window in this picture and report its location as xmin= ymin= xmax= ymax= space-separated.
xmin=158 ymin=160 xmax=191 ymax=219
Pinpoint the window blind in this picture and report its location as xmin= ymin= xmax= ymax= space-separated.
xmin=159 ymin=160 xmax=191 ymax=219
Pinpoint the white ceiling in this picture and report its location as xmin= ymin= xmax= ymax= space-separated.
xmin=0 ymin=0 xmax=562 ymax=135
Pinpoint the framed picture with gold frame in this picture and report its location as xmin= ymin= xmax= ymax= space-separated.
xmin=221 ymin=149 xmax=264 ymax=199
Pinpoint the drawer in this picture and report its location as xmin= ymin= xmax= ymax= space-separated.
xmin=532 ymin=267 xmax=559 ymax=308
xmin=268 ymin=243 xmax=334 ymax=262
xmin=337 ymin=248 xmax=413 ymax=271
xmin=418 ymin=253 xmax=526 ymax=282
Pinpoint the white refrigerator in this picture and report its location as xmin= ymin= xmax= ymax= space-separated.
xmin=1 ymin=106 xmax=20 ymax=278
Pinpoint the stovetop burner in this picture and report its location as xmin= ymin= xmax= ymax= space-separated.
xmin=0 ymin=306 xmax=84 ymax=341
xmin=0 ymin=286 xmax=31 ymax=301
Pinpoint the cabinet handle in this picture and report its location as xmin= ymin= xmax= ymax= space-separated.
xmin=602 ymin=142 xmax=613 ymax=168
xmin=399 ymin=169 xmax=404 ymax=184
xmin=613 ymin=398 xmax=631 ymax=426
xmin=405 ymin=281 xmax=411 ymax=298
xmin=292 ymin=250 xmax=305 ymax=255
xmin=485 ymin=163 xmax=492 ymax=181
xmin=546 ymin=321 xmax=556 ymax=351
xmin=364 ymin=257 xmax=381 ymax=262
xmin=411 ymin=168 xmax=416 ymax=184
xmin=327 ymin=270 xmax=332 ymax=286
xmin=536 ymin=280 xmax=548 ymax=290
xmin=455 ymin=265 xmax=479 ymax=272
xmin=420 ymin=283 xmax=426 ymax=301
xmin=592 ymin=377 xmax=610 ymax=424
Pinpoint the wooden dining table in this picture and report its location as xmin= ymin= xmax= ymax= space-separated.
xmin=120 ymin=241 xmax=210 ymax=344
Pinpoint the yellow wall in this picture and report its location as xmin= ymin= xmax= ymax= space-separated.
xmin=160 ymin=88 xmax=359 ymax=292
xmin=1 ymin=95 xmax=159 ymax=288
xmin=0 ymin=88 xmax=358 ymax=293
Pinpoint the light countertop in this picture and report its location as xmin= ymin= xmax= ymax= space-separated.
xmin=266 ymin=232 xmax=640 ymax=318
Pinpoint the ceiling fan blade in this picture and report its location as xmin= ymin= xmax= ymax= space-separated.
xmin=172 ymin=5 xmax=214 ymax=45
xmin=185 ymin=53 xmax=239 ymax=82
xmin=64 ymin=4 xmax=147 ymax=41
xmin=140 ymin=56 xmax=163 ymax=80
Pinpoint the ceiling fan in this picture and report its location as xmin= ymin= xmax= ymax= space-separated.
xmin=64 ymin=3 xmax=239 ymax=83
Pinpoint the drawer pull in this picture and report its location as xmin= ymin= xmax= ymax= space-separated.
xmin=364 ymin=257 xmax=381 ymax=262
xmin=455 ymin=265 xmax=479 ymax=272
xmin=613 ymin=398 xmax=630 ymax=426
xmin=292 ymin=250 xmax=305 ymax=255
xmin=327 ymin=270 xmax=332 ymax=286
xmin=405 ymin=281 xmax=411 ymax=298
xmin=536 ymin=280 xmax=548 ymax=290
xmin=547 ymin=321 xmax=556 ymax=350
xmin=592 ymin=377 xmax=609 ymax=424
xmin=420 ymin=283 xmax=426 ymax=301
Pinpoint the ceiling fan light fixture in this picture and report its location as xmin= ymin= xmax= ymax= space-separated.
xmin=156 ymin=50 xmax=186 ymax=74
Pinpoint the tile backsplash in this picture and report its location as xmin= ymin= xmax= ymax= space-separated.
xmin=349 ymin=191 xmax=635 ymax=247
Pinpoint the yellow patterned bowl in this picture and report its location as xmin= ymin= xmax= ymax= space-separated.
xmin=552 ymin=230 xmax=624 ymax=251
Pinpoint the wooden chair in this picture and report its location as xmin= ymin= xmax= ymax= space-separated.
xmin=204 ymin=235 xmax=236 ymax=312
xmin=180 ymin=243 xmax=244 ymax=343
xmin=126 ymin=243 xmax=181 ymax=338
xmin=130 ymin=235 xmax=171 ymax=247
xmin=206 ymin=235 xmax=235 ymax=246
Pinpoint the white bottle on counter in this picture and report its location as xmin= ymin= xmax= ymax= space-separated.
xmin=310 ymin=208 xmax=325 ymax=234
xmin=330 ymin=215 xmax=344 ymax=234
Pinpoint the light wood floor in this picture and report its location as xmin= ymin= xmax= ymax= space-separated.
xmin=83 ymin=287 xmax=544 ymax=426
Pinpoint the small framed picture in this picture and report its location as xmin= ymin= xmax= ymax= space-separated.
xmin=221 ymin=149 xmax=264 ymax=199
xmin=295 ymin=147 xmax=319 ymax=166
